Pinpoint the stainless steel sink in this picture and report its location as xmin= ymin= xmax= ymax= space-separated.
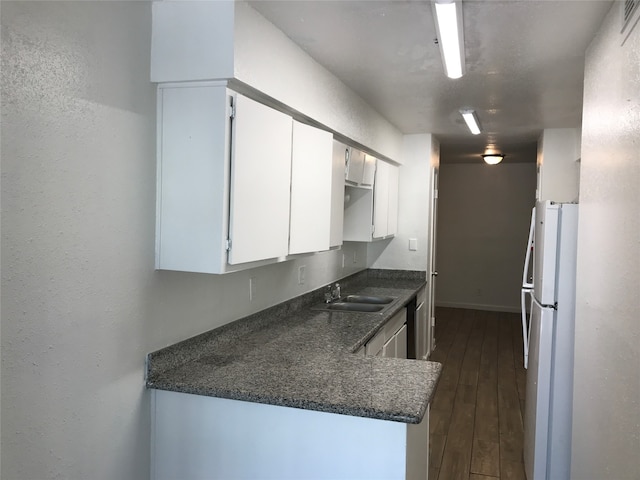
xmin=342 ymin=295 xmax=395 ymax=305
xmin=323 ymin=302 xmax=385 ymax=313
xmin=310 ymin=294 xmax=397 ymax=313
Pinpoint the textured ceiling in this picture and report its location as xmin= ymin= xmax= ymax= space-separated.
xmin=248 ymin=0 xmax=613 ymax=163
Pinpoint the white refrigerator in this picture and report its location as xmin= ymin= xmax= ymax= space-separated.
xmin=523 ymin=201 xmax=578 ymax=480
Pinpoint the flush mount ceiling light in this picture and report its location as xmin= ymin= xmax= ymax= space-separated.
xmin=460 ymin=109 xmax=481 ymax=135
xmin=482 ymin=154 xmax=505 ymax=165
xmin=433 ymin=0 xmax=466 ymax=79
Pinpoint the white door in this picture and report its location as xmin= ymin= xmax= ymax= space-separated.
xmin=228 ymin=95 xmax=292 ymax=265
xmin=373 ymin=160 xmax=389 ymax=239
xmin=524 ymin=298 xmax=554 ymax=480
xmin=533 ymin=201 xmax=559 ymax=305
xmin=361 ymin=153 xmax=377 ymax=187
xmin=386 ymin=164 xmax=399 ymax=237
xmin=395 ymin=324 xmax=407 ymax=360
xmin=289 ymin=121 xmax=332 ymax=255
xmin=329 ymin=141 xmax=346 ymax=247
xmin=427 ymin=166 xmax=439 ymax=351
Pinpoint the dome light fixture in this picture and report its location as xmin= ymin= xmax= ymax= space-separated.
xmin=482 ymin=154 xmax=505 ymax=165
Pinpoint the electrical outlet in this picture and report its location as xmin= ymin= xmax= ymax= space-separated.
xmin=298 ymin=265 xmax=306 ymax=285
xmin=250 ymin=277 xmax=257 ymax=301
xmin=342 ymin=253 xmax=346 ymax=268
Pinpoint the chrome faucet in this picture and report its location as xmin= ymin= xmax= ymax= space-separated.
xmin=325 ymin=283 xmax=342 ymax=303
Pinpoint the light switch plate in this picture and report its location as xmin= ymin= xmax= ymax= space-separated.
xmin=409 ymin=238 xmax=418 ymax=251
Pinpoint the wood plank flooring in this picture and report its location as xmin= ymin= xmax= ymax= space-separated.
xmin=429 ymin=307 xmax=527 ymax=480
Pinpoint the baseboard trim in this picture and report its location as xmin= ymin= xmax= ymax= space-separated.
xmin=435 ymin=301 xmax=520 ymax=314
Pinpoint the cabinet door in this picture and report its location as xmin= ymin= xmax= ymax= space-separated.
xmin=156 ymin=84 xmax=230 ymax=274
xmin=416 ymin=301 xmax=425 ymax=360
xmin=386 ymin=164 xmax=399 ymax=237
xmin=362 ymin=154 xmax=377 ymax=187
xmin=345 ymin=148 xmax=365 ymax=184
xmin=329 ymin=141 xmax=346 ymax=247
xmin=343 ymin=186 xmax=374 ymax=242
xmin=382 ymin=335 xmax=396 ymax=358
xmin=366 ymin=331 xmax=385 ymax=357
xmin=373 ymin=160 xmax=390 ymax=239
xmin=395 ymin=324 xmax=407 ymax=360
xmin=289 ymin=121 xmax=333 ymax=255
xmin=228 ymin=94 xmax=293 ymax=264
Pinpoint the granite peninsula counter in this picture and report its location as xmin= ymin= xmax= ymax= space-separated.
xmin=146 ymin=269 xmax=442 ymax=423
xmin=146 ymin=269 xmax=442 ymax=480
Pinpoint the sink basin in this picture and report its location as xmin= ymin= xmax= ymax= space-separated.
xmin=324 ymin=302 xmax=385 ymax=313
xmin=342 ymin=295 xmax=395 ymax=305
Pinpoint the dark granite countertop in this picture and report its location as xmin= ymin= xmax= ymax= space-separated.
xmin=146 ymin=269 xmax=442 ymax=424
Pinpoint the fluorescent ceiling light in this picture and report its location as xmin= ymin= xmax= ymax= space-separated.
xmin=460 ymin=109 xmax=481 ymax=135
xmin=433 ymin=0 xmax=466 ymax=79
xmin=482 ymin=154 xmax=505 ymax=165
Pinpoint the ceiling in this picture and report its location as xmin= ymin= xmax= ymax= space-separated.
xmin=248 ymin=0 xmax=613 ymax=164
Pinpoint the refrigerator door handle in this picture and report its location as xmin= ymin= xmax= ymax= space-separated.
xmin=521 ymin=287 xmax=533 ymax=369
xmin=522 ymin=207 xmax=535 ymax=289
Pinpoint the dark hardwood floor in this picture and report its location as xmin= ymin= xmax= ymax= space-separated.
xmin=429 ymin=307 xmax=527 ymax=480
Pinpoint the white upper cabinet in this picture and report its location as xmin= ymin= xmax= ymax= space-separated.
xmin=156 ymin=84 xmax=293 ymax=274
xmin=343 ymin=158 xmax=399 ymax=242
xmin=228 ymin=94 xmax=293 ymax=265
xmin=373 ymin=160 xmax=391 ymax=239
xmin=289 ymin=121 xmax=333 ymax=255
xmin=374 ymin=160 xmax=399 ymax=239
xmin=330 ymin=141 xmax=346 ymax=248
xmin=156 ymin=83 xmax=345 ymax=273
xmin=362 ymin=154 xmax=377 ymax=187
xmin=345 ymin=147 xmax=366 ymax=186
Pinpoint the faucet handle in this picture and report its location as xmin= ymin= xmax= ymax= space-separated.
xmin=325 ymin=285 xmax=333 ymax=303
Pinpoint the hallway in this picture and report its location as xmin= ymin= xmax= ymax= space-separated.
xmin=429 ymin=308 xmax=527 ymax=480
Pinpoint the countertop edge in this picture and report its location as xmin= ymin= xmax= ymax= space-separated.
xmin=146 ymin=269 xmax=439 ymax=424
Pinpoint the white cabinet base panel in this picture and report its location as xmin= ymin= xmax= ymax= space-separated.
xmin=151 ymin=390 xmax=428 ymax=480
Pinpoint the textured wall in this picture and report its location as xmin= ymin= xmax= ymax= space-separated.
xmin=435 ymin=163 xmax=537 ymax=312
xmin=571 ymin=3 xmax=640 ymax=478
xmin=0 ymin=2 xmax=370 ymax=479
xmin=233 ymin=1 xmax=404 ymax=163
xmin=369 ymin=134 xmax=433 ymax=271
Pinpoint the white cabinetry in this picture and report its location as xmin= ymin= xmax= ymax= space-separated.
xmin=345 ymin=146 xmax=365 ymax=185
xmin=362 ymin=154 xmax=377 ymax=187
xmin=152 ymin=389 xmax=429 ymax=480
xmin=158 ymin=83 xmax=294 ymax=273
xmin=289 ymin=121 xmax=333 ymax=255
xmin=344 ymin=146 xmax=376 ymax=187
xmin=330 ymin=141 xmax=346 ymax=248
xmin=156 ymin=83 xmax=341 ymax=273
xmin=228 ymin=94 xmax=293 ymax=265
xmin=343 ymin=159 xmax=399 ymax=242
xmin=415 ymin=287 xmax=430 ymax=360
xmin=374 ymin=160 xmax=399 ymax=239
xmin=365 ymin=308 xmax=408 ymax=359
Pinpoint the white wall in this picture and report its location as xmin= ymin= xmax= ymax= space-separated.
xmin=233 ymin=1 xmax=403 ymax=163
xmin=150 ymin=0 xmax=404 ymax=163
xmin=435 ymin=163 xmax=537 ymax=312
xmin=369 ymin=134 xmax=434 ymax=271
xmin=0 ymin=2 xmax=377 ymax=479
xmin=571 ymin=3 xmax=640 ymax=478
